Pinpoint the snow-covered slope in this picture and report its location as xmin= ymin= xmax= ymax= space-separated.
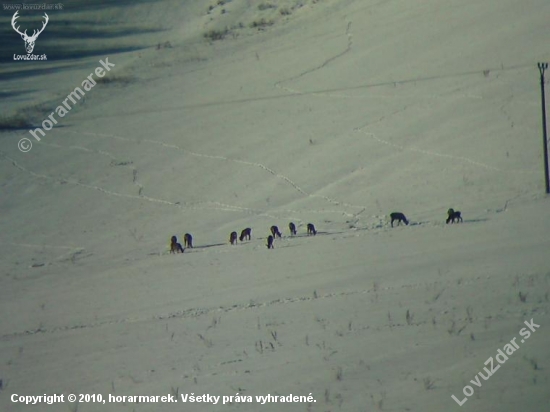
xmin=1 ymin=0 xmax=549 ymax=411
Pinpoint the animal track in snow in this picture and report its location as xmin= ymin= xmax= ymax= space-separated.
xmin=1 ymin=151 xmax=271 ymax=216
xmin=39 ymin=141 xmax=145 ymax=195
xmin=60 ymin=130 xmax=367 ymax=216
xmin=0 ymin=241 xmax=85 ymax=262
xmin=275 ymin=21 xmax=353 ymax=97
xmin=0 ymin=272 xmax=526 ymax=341
xmin=354 ymin=126 xmax=537 ymax=174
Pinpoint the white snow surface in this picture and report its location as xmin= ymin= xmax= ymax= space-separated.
xmin=0 ymin=0 xmax=549 ymax=411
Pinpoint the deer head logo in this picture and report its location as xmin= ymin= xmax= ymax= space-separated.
xmin=11 ymin=11 xmax=49 ymax=54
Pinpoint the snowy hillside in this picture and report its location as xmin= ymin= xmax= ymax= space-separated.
xmin=0 ymin=0 xmax=549 ymax=411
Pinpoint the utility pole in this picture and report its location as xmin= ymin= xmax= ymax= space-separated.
xmin=538 ymin=62 xmax=550 ymax=194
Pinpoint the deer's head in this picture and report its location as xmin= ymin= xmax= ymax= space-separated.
xmin=11 ymin=11 xmax=49 ymax=54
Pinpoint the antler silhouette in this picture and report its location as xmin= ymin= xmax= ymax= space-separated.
xmin=31 ymin=12 xmax=49 ymax=40
xmin=11 ymin=11 xmax=27 ymax=38
xmin=11 ymin=11 xmax=49 ymax=54
xmin=11 ymin=11 xmax=49 ymax=41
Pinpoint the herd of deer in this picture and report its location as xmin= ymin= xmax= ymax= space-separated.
xmin=389 ymin=208 xmax=463 ymax=227
xmin=169 ymin=222 xmax=317 ymax=254
xmin=169 ymin=209 xmax=462 ymax=254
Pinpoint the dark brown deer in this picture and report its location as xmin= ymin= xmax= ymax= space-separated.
xmin=446 ymin=209 xmax=463 ymax=224
xmin=170 ymin=235 xmax=184 ymax=254
xmin=229 ymin=231 xmax=238 ymax=245
xmin=266 ymin=235 xmax=274 ymax=249
xmin=239 ymin=228 xmax=252 ymax=241
xmin=390 ymin=212 xmax=409 ymax=227
xmin=306 ymin=223 xmax=317 ymax=235
xmin=289 ymin=222 xmax=297 ymax=236
xmin=183 ymin=233 xmax=193 ymax=248
xmin=11 ymin=11 xmax=49 ymax=54
xmin=270 ymin=225 xmax=282 ymax=238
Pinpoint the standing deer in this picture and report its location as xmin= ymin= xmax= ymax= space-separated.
xmin=270 ymin=225 xmax=282 ymax=238
xmin=184 ymin=233 xmax=193 ymax=248
xmin=390 ymin=212 xmax=409 ymax=227
xmin=289 ymin=222 xmax=297 ymax=236
xmin=446 ymin=209 xmax=463 ymax=224
xmin=12 ymin=11 xmax=49 ymax=54
xmin=170 ymin=236 xmax=184 ymax=254
xmin=239 ymin=228 xmax=252 ymax=241
xmin=306 ymin=223 xmax=317 ymax=235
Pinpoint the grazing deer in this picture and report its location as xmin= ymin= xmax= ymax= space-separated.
xmin=390 ymin=212 xmax=409 ymax=227
xmin=170 ymin=235 xmax=184 ymax=254
xmin=306 ymin=223 xmax=317 ymax=235
xmin=183 ymin=233 xmax=193 ymax=248
xmin=446 ymin=208 xmax=463 ymax=224
xmin=11 ymin=11 xmax=49 ymax=54
xmin=266 ymin=235 xmax=274 ymax=249
xmin=270 ymin=225 xmax=282 ymax=238
xmin=289 ymin=222 xmax=297 ymax=236
xmin=239 ymin=228 xmax=252 ymax=241
xmin=229 ymin=231 xmax=238 ymax=245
